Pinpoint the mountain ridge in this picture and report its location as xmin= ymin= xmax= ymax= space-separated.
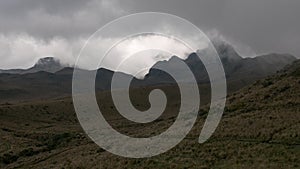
xmin=0 ymin=57 xmax=65 ymax=74
xmin=0 ymin=42 xmax=297 ymax=103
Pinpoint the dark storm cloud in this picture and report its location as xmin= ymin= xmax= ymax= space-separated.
xmin=122 ymin=0 xmax=300 ymax=57
xmin=0 ymin=0 xmax=127 ymax=38
xmin=0 ymin=0 xmax=299 ymax=69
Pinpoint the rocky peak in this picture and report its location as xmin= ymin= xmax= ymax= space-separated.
xmin=34 ymin=57 xmax=61 ymax=68
xmin=27 ymin=57 xmax=65 ymax=73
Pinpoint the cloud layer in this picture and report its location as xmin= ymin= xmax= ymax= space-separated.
xmin=0 ymin=33 xmax=196 ymax=75
xmin=0 ymin=0 xmax=299 ymax=71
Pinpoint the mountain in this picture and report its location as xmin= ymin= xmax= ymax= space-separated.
xmin=132 ymin=42 xmax=296 ymax=90
xmin=0 ymin=57 xmax=64 ymax=74
xmin=0 ymin=43 xmax=297 ymax=103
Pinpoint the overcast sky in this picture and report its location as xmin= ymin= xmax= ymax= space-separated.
xmin=0 ymin=0 xmax=299 ymax=69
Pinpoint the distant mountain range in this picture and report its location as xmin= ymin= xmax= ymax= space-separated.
xmin=0 ymin=57 xmax=64 ymax=74
xmin=0 ymin=42 xmax=297 ymax=103
xmin=140 ymin=42 xmax=296 ymax=85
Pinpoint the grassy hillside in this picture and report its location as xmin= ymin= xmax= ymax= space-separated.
xmin=0 ymin=61 xmax=299 ymax=168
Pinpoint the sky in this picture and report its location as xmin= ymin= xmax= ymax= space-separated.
xmin=0 ymin=0 xmax=299 ymax=70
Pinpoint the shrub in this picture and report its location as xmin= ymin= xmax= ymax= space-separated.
xmin=0 ymin=153 xmax=18 ymax=164
xmin=261 ymin=80 xmax=273 ymax=87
